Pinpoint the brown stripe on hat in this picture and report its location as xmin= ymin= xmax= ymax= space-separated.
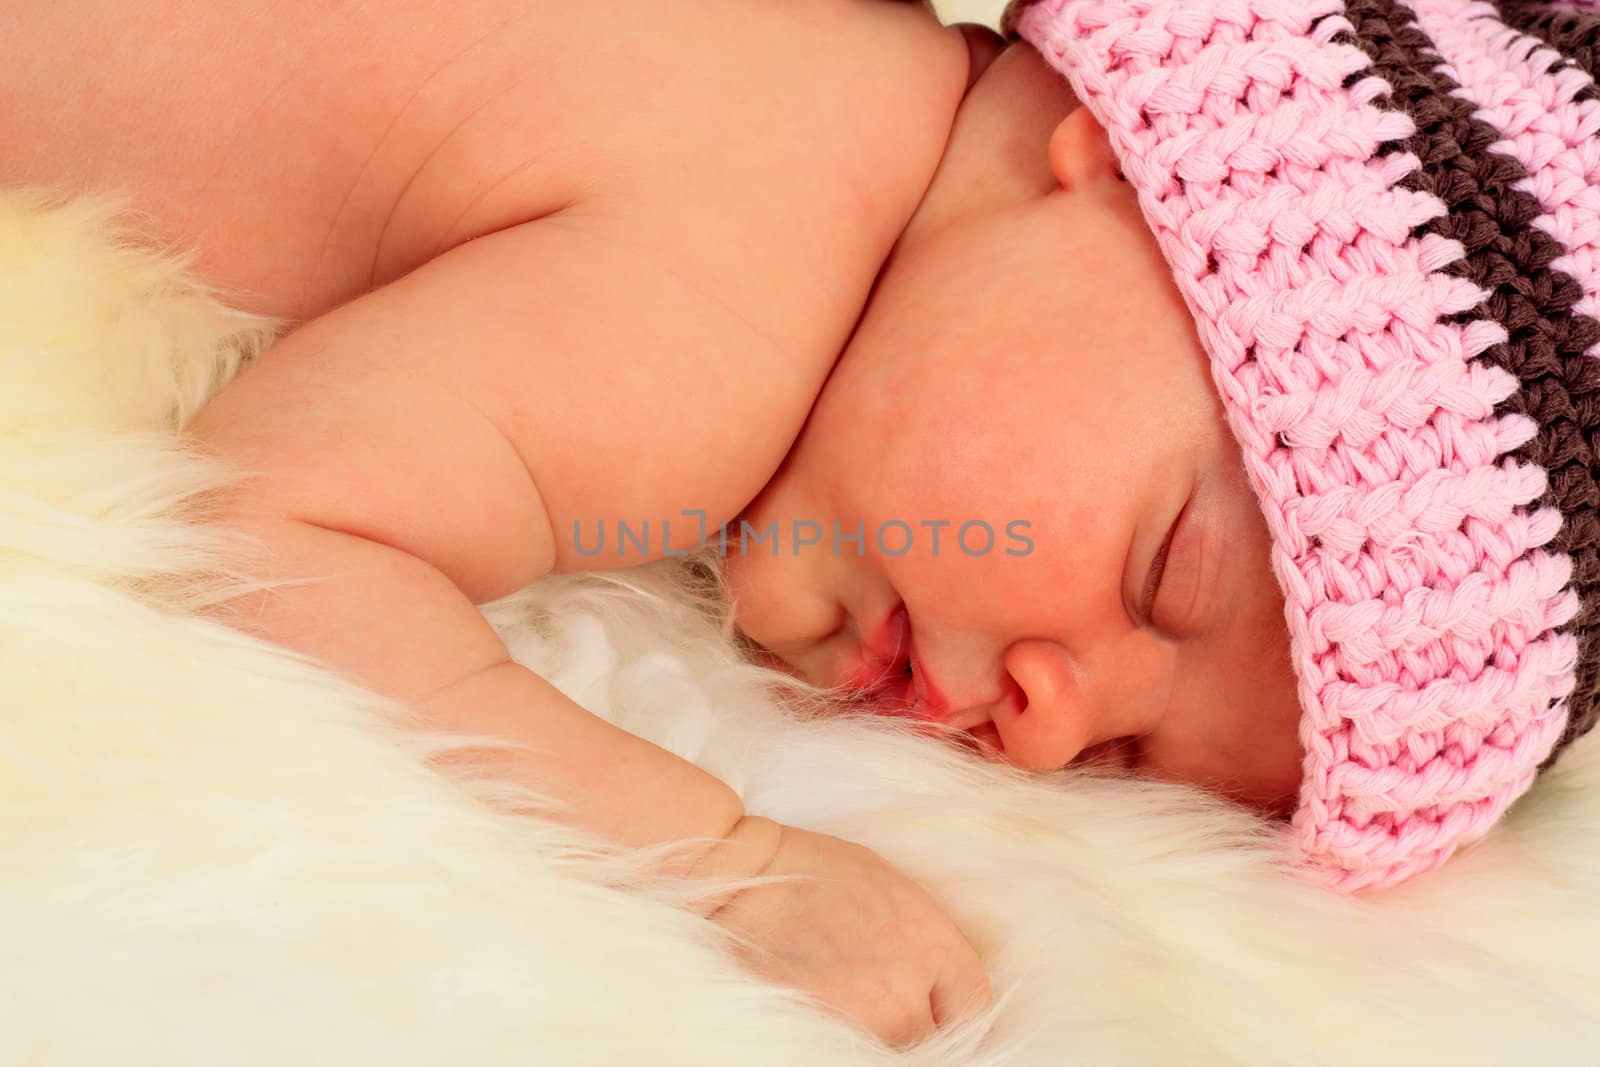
xmin=1336 ymin=0 xmax=1600 ymax=765
xmin=1493 ymin=1 xmax=1600 ymax=99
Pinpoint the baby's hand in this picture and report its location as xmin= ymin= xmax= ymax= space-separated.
xmin=699 ymin=817 xmax=992 ymax=1047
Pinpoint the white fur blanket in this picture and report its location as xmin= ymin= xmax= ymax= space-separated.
xmin=3 ymin=190 xmax=1598 ymax=1066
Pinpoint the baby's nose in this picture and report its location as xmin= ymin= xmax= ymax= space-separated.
xmin=991 ymin=636 xmax=1166 ymax=772
xmin=991 ymin=639 xmax=1099 ymax=772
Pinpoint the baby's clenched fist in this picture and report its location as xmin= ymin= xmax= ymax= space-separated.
xmin=698 ymin=816 xmax=991 ymax=1047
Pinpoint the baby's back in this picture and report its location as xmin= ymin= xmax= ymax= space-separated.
xmin=7 ymin=0 xmax=967 ymax=325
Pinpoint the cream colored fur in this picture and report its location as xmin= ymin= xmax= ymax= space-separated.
xmin=2 ymin=189 xmax=1597 ymax=1065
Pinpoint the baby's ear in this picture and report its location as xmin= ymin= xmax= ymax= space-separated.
xmin=1048 ymin=106 xmax=1122 ymax=193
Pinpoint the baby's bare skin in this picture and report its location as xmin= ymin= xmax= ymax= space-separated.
xmin=12 ymin=0 xmax=956 ymax=325
xmin=5 ymin=0 xmax=993 ymax=1044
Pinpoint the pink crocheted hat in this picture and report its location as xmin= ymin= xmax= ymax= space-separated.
xmin=1009 ymin=0 xmax=1600 ymax=890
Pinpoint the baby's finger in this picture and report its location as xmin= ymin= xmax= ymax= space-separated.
xmin=929 ymin=944 xmax=993 ymax=1029
xmin=874 ymin=999 xmax=938 ymax=1050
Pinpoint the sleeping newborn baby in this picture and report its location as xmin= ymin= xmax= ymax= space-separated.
xmin=739 ymin=0 xmax=1600 ymax=902
xmin=11 ymin=0 xmax=1600 ymax=1048
xmin=759 ymin=0 xmax=1600 ymax=902
xmin=739 ymin=0 xmax=1600 ymax=895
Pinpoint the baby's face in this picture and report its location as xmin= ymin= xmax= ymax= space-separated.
xmin=726 ymin=42 xmax=1306 ymax=817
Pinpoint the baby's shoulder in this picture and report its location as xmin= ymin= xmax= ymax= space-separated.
xmin=1 ymin=1 xmax=594 ymax=317
xmin=6 ymin=0 xmax=964 ymax=323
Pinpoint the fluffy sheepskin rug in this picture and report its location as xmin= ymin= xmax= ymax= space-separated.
xmin=3 ymin=189 xmax=1599 ymax=1066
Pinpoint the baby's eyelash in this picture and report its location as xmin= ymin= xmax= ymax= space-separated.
xmin=1140 ymin=525 xmax=1176 ymax=622
xmin=1141 ymin=549 xmax=1169 ymax=618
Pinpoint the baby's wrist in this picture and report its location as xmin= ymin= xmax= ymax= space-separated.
xmin=679 ymin=814 xmax=785 ymax=919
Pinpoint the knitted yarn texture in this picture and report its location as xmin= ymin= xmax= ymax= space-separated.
xmin=1014 ymin=0 xmax=1600 ymax=890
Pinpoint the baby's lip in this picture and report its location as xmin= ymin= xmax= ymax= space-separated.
xmin=906 ymin=635 xmax=950 ymax=720
xmin=842 ymin=619 xmax=1014 ymax=762
xmin=836 ymin=605 xmax=906 ymax=692
xmin=840 ymin=603 xmax=950 ymax=722
xmin=865 ymin=602 xmax=912 ymax=676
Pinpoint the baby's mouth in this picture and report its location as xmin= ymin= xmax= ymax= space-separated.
xmin=853 ymin=659 xmax=1009 ymax=760
xmin=848 ymin=612 xmax=925 ymax=719
xmin=861 ymin=666 xmax=922 ymax=719
xmin=844 ymin=604 xmax=975 ymax=741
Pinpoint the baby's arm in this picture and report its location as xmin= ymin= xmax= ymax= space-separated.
xmin=208 ymin=514 xmax=744 ymax=854
xmin=190 ymin=209 xmax=989 ymax=1043
xmin=192 ymin=208 xmax=814 ymax=846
